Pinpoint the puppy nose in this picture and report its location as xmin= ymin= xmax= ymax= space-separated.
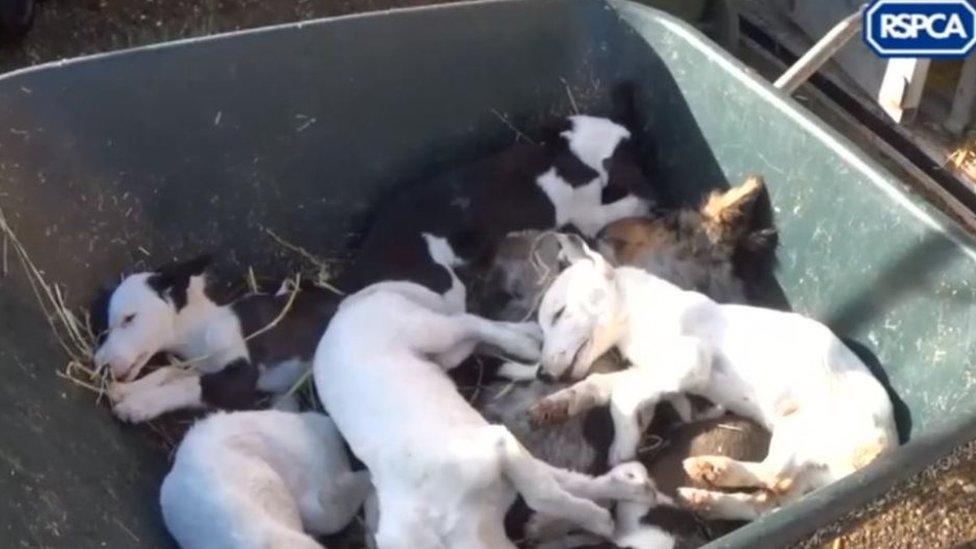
xmin=536 ymin=369 xmax=555 ymax=382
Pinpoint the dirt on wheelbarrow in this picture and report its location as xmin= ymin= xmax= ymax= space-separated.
xmin=4 ymin=2 xmax=976 ymax=548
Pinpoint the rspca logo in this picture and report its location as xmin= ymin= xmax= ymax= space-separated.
xmin=863 ymin=0 xmax=976 ymax=57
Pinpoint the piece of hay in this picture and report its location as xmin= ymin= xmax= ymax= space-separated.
xmin=948 ymin=132 xmax=976 ymax=181
xmin=262 ymin=227 xmax=344 ymax=296
xmin=490 ymin=108 xmax=536 ymax=145
xmin=246 ymin=266 xmax=259 ymax=294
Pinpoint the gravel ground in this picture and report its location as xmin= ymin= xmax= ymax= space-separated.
xmin=798 ymin=439 xmax=976 ymax=549
xmin=4 ymin=2 xmax=976 ymax=548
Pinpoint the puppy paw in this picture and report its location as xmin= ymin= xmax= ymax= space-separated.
xmin=528 ymin=390 xmax=578 ymax=428
xmin=683 ymin=456 xmax=732 ymax=487
xmin=112 ymin=396 xmax=160 ymax=424
xmin=604 ymin=462 xmax=656 ymax=503
xmin=676 ymin=487 xmax=714 ymax=512
xmin=497 ymin=324 xmax=542 ymax=362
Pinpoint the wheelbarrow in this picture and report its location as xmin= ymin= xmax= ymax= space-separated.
xmin=1 ymin=0 xmax=974 ymax=546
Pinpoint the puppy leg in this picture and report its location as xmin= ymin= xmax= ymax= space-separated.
xmin=676 ymin=487 xmax=778 ymax=521
xmin=607 ymin=371 xmax=664 ymax=466
xmin=112 ymin=375 xmax=205 ymax=423
xmin=496 ymin=361 xmax=539 ymax=381
xmin=544 ymin=462 xmax=655 ymax=503
xmin=107 ymin=365 xmax=191 ymax=402
xmin=685 ymin=431 xmax=799 ymax=494
xmin=529 ymin=370 xmax=633 ymax=426
xmin=683 ymin=457 xmax=789 ymax=492
xmin=493 ymin=427 xmax=615 ymax=539
xmin=400 ymin=308 xmax=541 ymax=368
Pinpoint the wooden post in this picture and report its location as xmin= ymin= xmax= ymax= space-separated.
xmin=946 ymin=55 xmax=976 ymax=136
xmin=774 ymin=6 xmax=865 ymax=94
xmin=877 ymin=58 xmax=931 ymax=125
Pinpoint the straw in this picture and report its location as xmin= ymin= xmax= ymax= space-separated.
xmin=948 ymin=132 xmax=976 ymax=180
xmin=490 ymin=109 xmax=536 ymax=145
xmin=0 ymin=201 xmax=107 ymax=399
xmin=262 ymin=227 xmax=344 ymax=296
xmin=561 ymin=77 xmax=580 ymax=115
xmin=0 ymin=200 xmax=312 ymax=407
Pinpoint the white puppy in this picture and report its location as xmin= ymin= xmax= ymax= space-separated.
xmin=532 ymin=234 xmax=898 ymax=520
xmin=160 ymin=410 xmax=371 ymax=549
xmin=314 ymin=281 xmax=654 ymax=548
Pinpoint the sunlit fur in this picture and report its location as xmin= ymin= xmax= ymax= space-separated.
xmin=314 ymin=279 xmax=657 ymax=548
xmin=536 ymin=238 xmax=898 ymax=520
xmin=160 ymin=410 xmax=371 ymax=549
xmin=597 ymin=175 xmax=776 ymax=304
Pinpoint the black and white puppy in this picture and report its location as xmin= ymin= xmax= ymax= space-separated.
xmin=338 ymin=114 xmax=654 ymax=307
xmin=92 ymin=256 xmax=336 ymax=423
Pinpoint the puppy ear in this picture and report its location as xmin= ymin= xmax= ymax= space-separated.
xmin=555 ymin=233 xmax=591 ymax=268
xmin=148 ymin=254 xmax=212 ymax=310
xmin=556 ymin=233 xmax=615 ymax=280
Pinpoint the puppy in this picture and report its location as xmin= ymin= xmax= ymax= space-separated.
xmin=597 ymin=175 xmax=777 ymax=304
xmin=160 ymin=410 xmax=370 ymax=549
xmin=92 ymin=256 xmax=336 ymax=422
xmin=339 ymin=114 xmax=652 ymax=300
xmin=531 ymin=235 xmax=898 ymax=520
xmin=314 ymin=280 xmax=654 ymax=548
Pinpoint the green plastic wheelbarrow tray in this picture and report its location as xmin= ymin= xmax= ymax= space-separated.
xmin=1 ymin=0 xmax=975 ymax=546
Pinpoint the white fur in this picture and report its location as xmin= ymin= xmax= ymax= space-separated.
xmin=314 ymin=281 xmax=656 ymax=548
xmin=533 ymin=116 xmax=649 ymax=237
xmin=530 ymin=463 xmax=692 ymax=549
xmin=160 ymin=410 xmax=371 ymax=549
xmin=422 ymin=232 xmax=466 ymax=313
xmin=535 ymin=237 xmax=898 ymax=520
xmin=561 ymin=115 xmax=631 ymax=181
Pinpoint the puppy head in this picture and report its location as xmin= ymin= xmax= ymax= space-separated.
xmin=93 ymin=255 xmax=210 ymax=381
xmin=537 ymin=234 xmax=622 ymax=382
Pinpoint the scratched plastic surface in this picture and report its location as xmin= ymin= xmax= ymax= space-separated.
xmin=0 ymin=0 xmax=975 ymax=546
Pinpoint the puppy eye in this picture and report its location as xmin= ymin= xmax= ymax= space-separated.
xmin=551 ymin=306 xmax=566 ymax=324
xmin=121 ymin=314 xmax=136 ymax=326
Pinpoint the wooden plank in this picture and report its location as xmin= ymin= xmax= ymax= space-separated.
xmin=877 ymin=58 xmax=931 ymax=124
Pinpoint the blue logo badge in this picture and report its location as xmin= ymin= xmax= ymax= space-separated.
xmin=863 ymin=0 xmax=976 ymax=58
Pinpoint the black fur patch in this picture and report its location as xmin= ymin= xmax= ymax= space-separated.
xmin=581 ymin=406 xmax=614 ymax=474
xmin=147 ymin=255 xmax=212 ymax=311
xmin=199 ymin=358 xmax=262 ymax=410
xmin=232 ymin=287 xmax=339 ymax=366
xmin=603 ymin=138 xmax=651 ymax=200
xmin=553 ymin=150 xmax=600 ymax=187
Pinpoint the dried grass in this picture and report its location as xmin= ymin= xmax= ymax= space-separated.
xmin=0 ymin=201 xmax=108 ymax=400
xmin=263 ymin=227 xmax=344 ymax=296
xmin=947 ymin=132 xmax=976 ymax=181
